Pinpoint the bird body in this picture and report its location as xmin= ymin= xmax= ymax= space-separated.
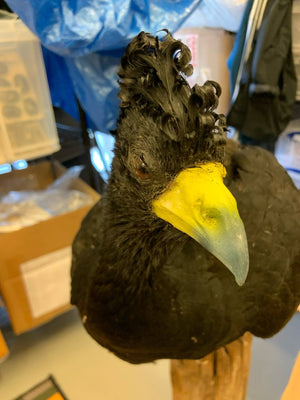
xmin=71 ymin=32 xmax=300 ymax=364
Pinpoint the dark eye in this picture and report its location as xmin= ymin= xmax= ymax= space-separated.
xmin=134 ymin=156 xmax=150 ymax=180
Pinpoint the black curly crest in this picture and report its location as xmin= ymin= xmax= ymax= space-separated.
xmin=117 ymin=31 xmax=227 ymax=160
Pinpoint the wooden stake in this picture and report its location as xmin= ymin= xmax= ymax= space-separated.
xmin=171 ymin=332 xmax=252 ymax=400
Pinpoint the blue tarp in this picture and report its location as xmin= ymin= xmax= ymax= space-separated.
xmin=6 ymin=0 xmax=202 ymax=131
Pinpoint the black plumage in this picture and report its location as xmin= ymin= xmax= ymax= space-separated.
xmin=71 ymin=31 xmax=300 ymax=364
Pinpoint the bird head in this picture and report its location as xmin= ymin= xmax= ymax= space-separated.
xmin=109 ymin=31 xmax=249 ymax=286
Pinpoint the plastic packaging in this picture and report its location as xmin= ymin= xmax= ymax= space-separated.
xmin=0 ymin=201 xmax=51 ymax=232
xmin=0 ymin=166 xmax=93 ymax=232
xmin=6 ymin=1 xmax=203 ymax=57
xmin=6 ymin=0 xmax=202 ymax=133
xmin=182 ymin=0 xmax=247 ymax=32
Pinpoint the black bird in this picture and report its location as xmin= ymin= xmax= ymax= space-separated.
xmin=71 ymin=31 xmax=300 ymax=364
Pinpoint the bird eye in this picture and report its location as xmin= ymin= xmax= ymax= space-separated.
xmin=134 ymin=156 xmax=150 ymax=180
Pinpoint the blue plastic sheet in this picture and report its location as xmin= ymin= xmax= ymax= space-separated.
xmin=42 ymin=46 xmax=79 ymax=121
xmin=6 ymin=0 xmax=202 ymax=132
xmin=183 ymin=0 xmax=246 ymax=32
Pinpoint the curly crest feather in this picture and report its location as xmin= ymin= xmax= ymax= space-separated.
xmin=117 ymin=30 xmax=227 ymax=161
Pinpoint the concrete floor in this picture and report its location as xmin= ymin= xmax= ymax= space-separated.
xmin=0 ymin=308 xmax=299 ymax=400
xmin=0 ymin=309 xmax=172 ymax=400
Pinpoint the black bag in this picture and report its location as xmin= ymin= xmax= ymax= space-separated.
xmin=227 ymin=0 xmax=297 ymax=144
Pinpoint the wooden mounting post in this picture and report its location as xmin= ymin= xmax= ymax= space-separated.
xmin=171 ymin=332 xmax=252 ymax=400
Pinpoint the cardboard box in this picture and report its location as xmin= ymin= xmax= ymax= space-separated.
xmin=175 ymin=28 xmax=235 ymax=114
xmin=0 ymin=161 xmax=100 ymax=334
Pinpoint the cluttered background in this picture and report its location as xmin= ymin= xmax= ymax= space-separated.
xmin=0 ymin=1 xmax=299 ymax=399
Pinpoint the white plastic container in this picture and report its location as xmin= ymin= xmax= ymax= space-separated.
xmin=0 ymin=18 xmax=60 ymax=164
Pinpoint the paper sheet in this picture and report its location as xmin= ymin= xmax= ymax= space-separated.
xmin=20 ymin=247 xmax=72 ymax=319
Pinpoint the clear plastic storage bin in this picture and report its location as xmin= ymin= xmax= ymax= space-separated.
xmin=0 ymin=18 xmax=60 ymax=164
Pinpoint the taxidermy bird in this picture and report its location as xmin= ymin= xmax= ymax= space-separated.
xmin=71 ymin=31 xmax=300 ymax=364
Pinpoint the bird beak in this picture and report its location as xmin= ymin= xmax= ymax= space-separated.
xmin=152 ymin=162 xmax=249 ymax=286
